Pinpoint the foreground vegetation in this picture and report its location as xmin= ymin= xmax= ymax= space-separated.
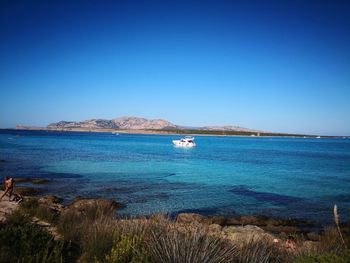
xmin=0 ymin=198 xmax=349 ymax=263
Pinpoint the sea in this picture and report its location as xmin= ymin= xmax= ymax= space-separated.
xmin=0 ymin=129 xmax=349 ymax=224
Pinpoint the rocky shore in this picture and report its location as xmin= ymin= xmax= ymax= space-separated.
xmin=0 ymin=177 xmax=326 ymax=244
xmin=1 ymin=177 xmax=349 ymax=262
xmin=0 ymin=192 xmax=319 ymax=246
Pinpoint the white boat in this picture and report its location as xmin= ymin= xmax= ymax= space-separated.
xmin=173 ymin=136 xmax=196 ymax=147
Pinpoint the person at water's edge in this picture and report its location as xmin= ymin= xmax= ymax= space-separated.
xmin=0 ymin=176 xmax=15 ymax=201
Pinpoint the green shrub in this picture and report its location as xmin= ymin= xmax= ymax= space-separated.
xmin=4 ymin=209 xmax=31 ymax=226
xmin=104 ymin=234 xmax=149 ymax=263
xmin=16 ymin=242 xmax=65 ymax=263
xmin=0 ymin=215 xmax=63 ymax=263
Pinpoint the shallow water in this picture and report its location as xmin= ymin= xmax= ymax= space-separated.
xmin=0 ymin=130 xmax=349 ymax=224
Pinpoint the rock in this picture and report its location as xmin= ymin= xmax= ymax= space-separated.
xmin=225 ymin=217 xmax=241 ymax=225
xmin=38 ymin=195 xmax=64 ymax=214
xmin=0 ymin=191 xmax=20 ymax=222
xmin=39 ymin=195 xmax=63 ymax=204
xmin=240 ymin=215 xmax=268 ymax=226
xmin=281 ymin=218 xmax=313 ymax=228
xmin=265 ymin=218 xmax=283 ymax=226
xmin=176 ymin=213 xmax=207 ymax=224
xmin=208 ymin=216 xmax=226 ymax=225
xmin=69 ymin=197 xmax=125 ymax=213
xmin=262 ymin=225 xmax=300 ymax=235
xmin=221 ymin=225 xmax=275 ymax=244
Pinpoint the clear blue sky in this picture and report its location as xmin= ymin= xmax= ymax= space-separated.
xmin=1 ymin=0 xmax=349 ymax=135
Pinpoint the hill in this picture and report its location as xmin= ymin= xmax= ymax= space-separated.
xmin=46 ymin=116 xmax=258 ymax=132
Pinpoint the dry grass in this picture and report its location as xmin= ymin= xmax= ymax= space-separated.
xmin=18 ymin=199 xmax=350 ymax=263
xmin=81 ymin=216 xmax=117 ymax=262
xmin=334 ymin=204 xmax=348 ymax=249
xmin=55 ymin=209 xmax=350 ymax=263
xmin=318 ymin=227 xmax=347 ymax=254
xmin=144 ymin=216 xmax=237 ymax=263
xmin=236 ymin=237 xmax=275 ymax=263
xmin=20 ymin=198 xmax=58 ymax=224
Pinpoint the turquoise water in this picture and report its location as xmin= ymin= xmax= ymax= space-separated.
xmin=0 ymin=130 xmax=349 ymax=223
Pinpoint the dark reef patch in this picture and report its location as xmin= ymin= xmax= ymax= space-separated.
xmin=322 ymin=194 xmax=350 ymax=202
xmin=15 ymin=178 xmax=52 ymax=184
xmin=230 ymin=185 xmax=303 ymax=205
xmin=130 ymin=192 xmax=170 ymax=204
xmin=40 ymin=172 xmax=83 ymax=179
xmin=163 ymin=173 xmax=176 ymax=178
xmin=104 ymin=187 xmax=139 ymax=194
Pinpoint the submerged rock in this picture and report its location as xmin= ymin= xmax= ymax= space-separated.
xmin=15 ymin=186 xmax=43 ymax=196
xmin=31 ymin=178 xmax=51 ymax=184
xmin=15 ymin=178 xmax=51 ymax=184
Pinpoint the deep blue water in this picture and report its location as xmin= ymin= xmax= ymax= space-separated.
xmin=0 ymin=130 xmax=349 ymax=224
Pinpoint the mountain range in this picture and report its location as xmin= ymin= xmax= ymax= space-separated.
xmin=46 ymin=116 xmax=259 ymax=132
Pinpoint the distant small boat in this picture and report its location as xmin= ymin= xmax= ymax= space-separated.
xmin=112 ymin=132 xmax=119 ymax=135
xmin=316 ymin=136 xmax=321 ymax=139
xmin=173 ymin=136 xmax=196 ymax=147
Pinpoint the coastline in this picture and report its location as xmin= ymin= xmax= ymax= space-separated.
xmin=1 ymin=182 xmax=348 ymax=244
xmin=2 ymin=127 xmax=344 ymax=138
xmin=0 ymin=177 xmax=334 ymax=232
xmin=0 ymin=184 xmax=327 ymax=236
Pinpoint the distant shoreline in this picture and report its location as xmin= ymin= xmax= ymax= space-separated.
xmin=0 ymin=127 xmax=346 ymax=138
